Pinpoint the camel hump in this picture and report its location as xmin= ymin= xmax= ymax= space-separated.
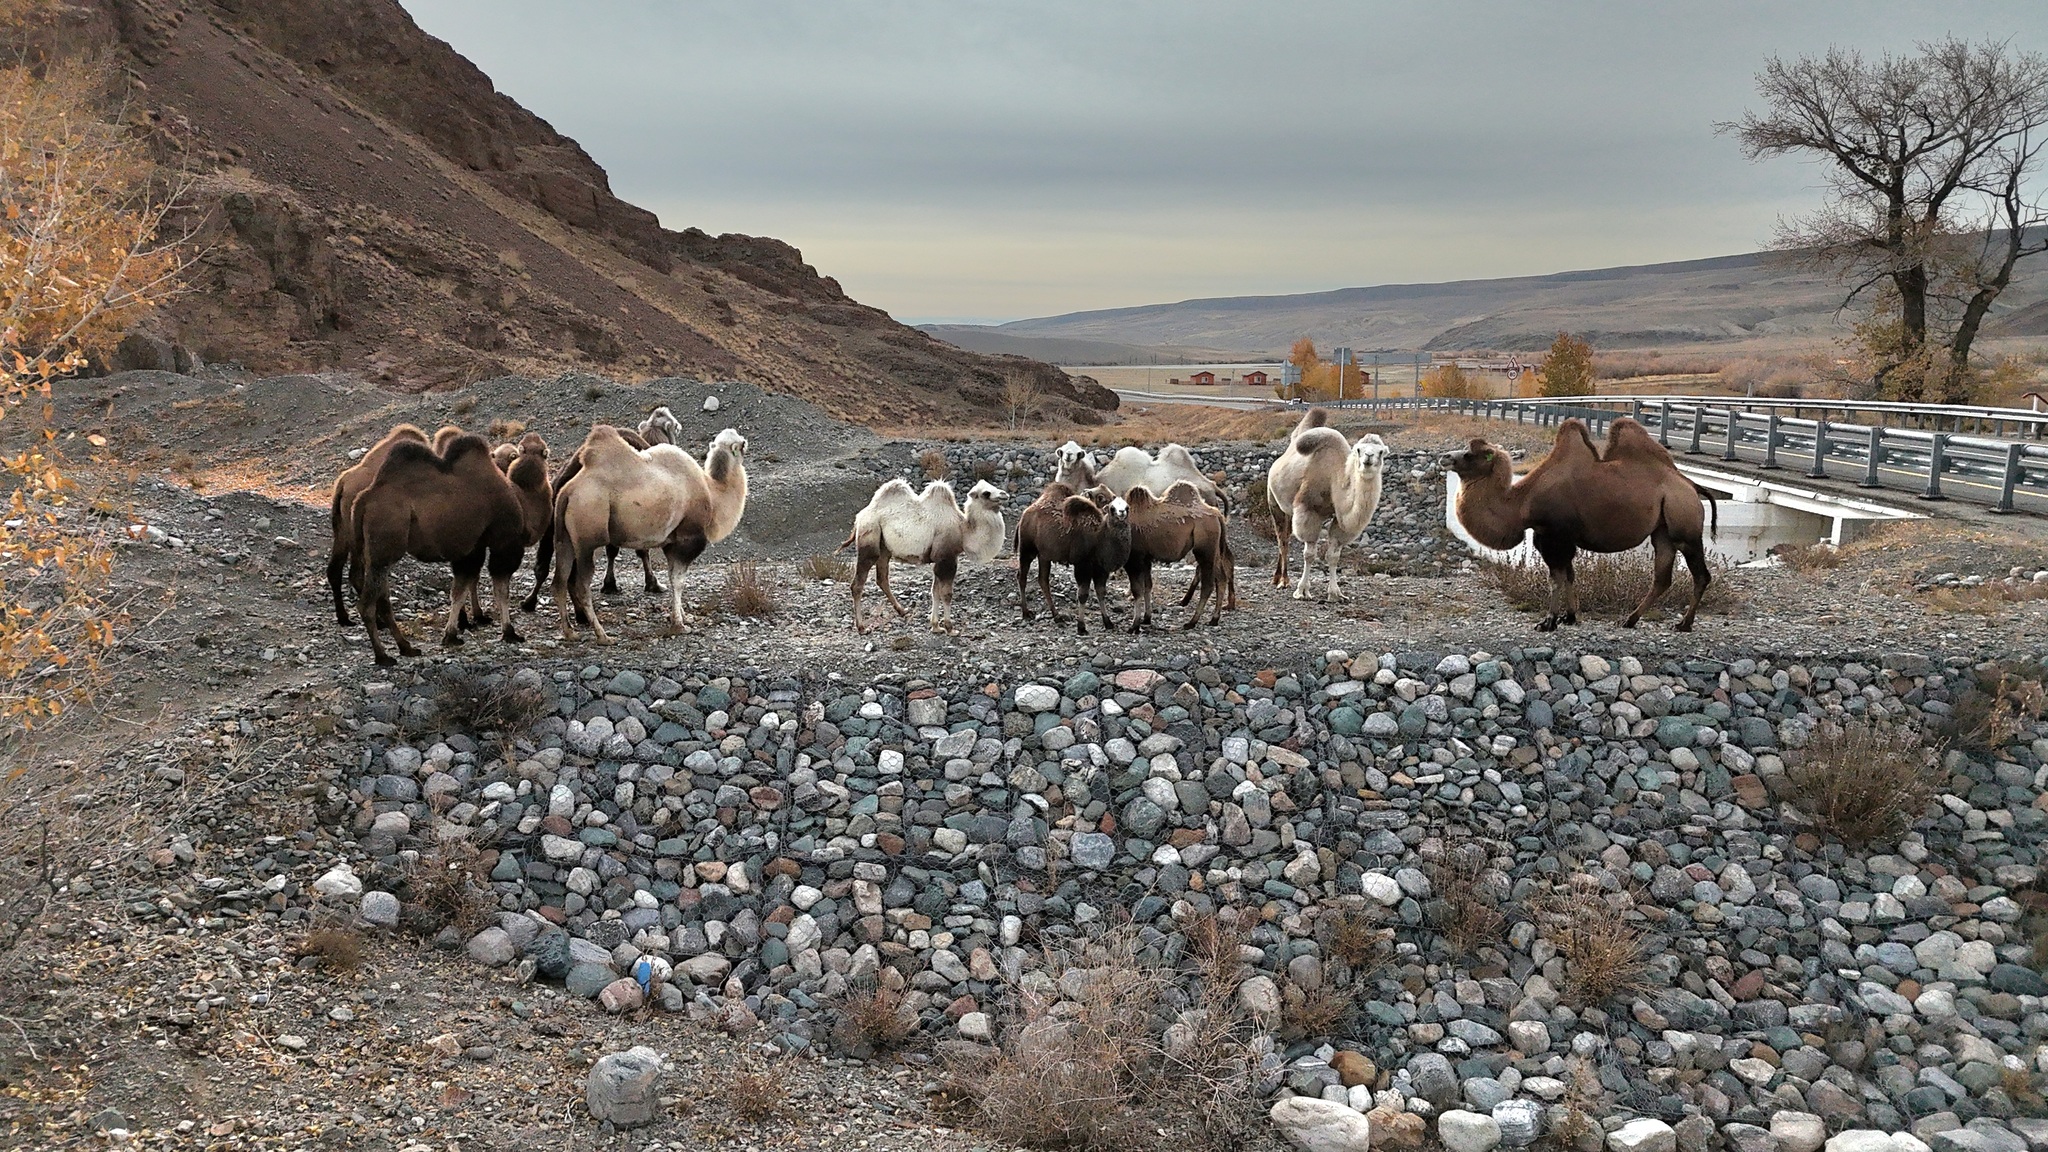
xmin=1037 ymin=481 xmax=1076 ymax=505
xmin=1123 ymin=484 xmax=1161 ymax=512
xmin=1160 ymin=480 xmax=1204 ymax=506
xmin=383 ymin=437 xmax=449 ymax=473
xmin=1062 ymin=494 xmax=1105 ymax=525
xmin=1157 ymin=443 xmax=1198 ymax=469
xmin=1552 ymin=419 xmax=1600 ymax=458
xmin=1293 ymin=407 xmax=1331 ymax=439
xmin=508 ymin=451 xmax=550 ymax=491
xmin=617 ymin=427 xmax=651 ymax=451
xmin=1602 ymin=417 xmax=1675 ymax=463
xmin=920 ymin=479 xmax=958 ymax=504
xmin=1293 ymin=426 xmax=1348 ymax=457
xmin=431 ymin=425 xmax=466 ymax=453
xmin=870 ymin=477 xmax=916 ymax=507
xmin=441 ymin=433 xmax=495 ymax=466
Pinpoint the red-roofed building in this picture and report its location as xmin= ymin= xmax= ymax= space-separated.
xmin=1243 ymin=370 xmax=1269 ymax=387
xmin=1188 ymin=370 xmax=1217 ymax=385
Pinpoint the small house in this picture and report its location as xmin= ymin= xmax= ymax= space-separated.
xmin=1189 ymin=370 xmax=1218 ymax=386
xmin=1242 ymin=370 xmax=1269 ymax=387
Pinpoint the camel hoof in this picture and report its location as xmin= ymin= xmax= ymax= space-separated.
xmin=645 ymin=581 xmax=664 ymax=595
xmin=373 ymin=653 xmax=397 ymax=667
xmin=1674 ymin=621 xmax=1695 ymax=633
xmin=1621 ymin=616 xmax=1641 ymax=629
xmin=601 ymin=579 xmax=621 ymax=595
xmin=335 ymin=612 xmax=353 ymax=627
xmin=519 ymin=597 xmax=539 ymax=614
xmin=443 ymin=634 xmax=464 ymax=648
xmin=503 ymin=627 xmax=523 ymax=644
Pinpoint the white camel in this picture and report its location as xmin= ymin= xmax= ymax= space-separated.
xmin=842 ymin=478 xmax=1006 ymax=633
xmin=1266 ymin=408 xmax=1388 ymax=601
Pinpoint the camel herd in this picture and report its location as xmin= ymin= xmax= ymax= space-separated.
xmin=323 ymin=404 xmax=1718 ymax=663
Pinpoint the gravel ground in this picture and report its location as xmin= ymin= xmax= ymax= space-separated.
xmin=5 ymin=370 xmax=2048 ymax=1151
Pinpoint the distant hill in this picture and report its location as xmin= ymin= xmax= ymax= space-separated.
xmin=970 ymin=249 xmax=2048 ymax=354
xmin=914 ymin=325 xmax=1255 ymax=364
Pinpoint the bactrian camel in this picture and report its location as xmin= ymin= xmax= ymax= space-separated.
xmin=842 ymin=478 xmax=1006 ymax=634
xmin=1441 ymin=417 xmax=1718 ymax=632
xmin=550 ymin=425 xmax=749 ymax=643
xmin=523 ymin=406 xmax=687 ymax=613
xmin=1265 ymin=408 xmax=1388 ymax=601
xmin=327 ymin=423 xmax=463 ymax=627
xmin=1015 ymin=482 xmax=1131 ymax=636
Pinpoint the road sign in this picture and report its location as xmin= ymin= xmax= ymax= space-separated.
xmin=1333 ymin=347 xmax=1355 ymax=366
xmin=1281 ymin=364 xmax=1302 ymax=386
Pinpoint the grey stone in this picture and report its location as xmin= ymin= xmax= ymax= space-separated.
xmin=1269 ymin=1096 xmax=1373 ymax=1152
xmin=586 ymin=1047 xmax=662 ymax=1127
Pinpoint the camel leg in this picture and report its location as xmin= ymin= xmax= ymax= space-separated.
xmin=1180 ymin=561 xmax=1209 ymax=630
xmin=1624 ymin=532 xmax=1678 ymax=630
xmin=878 ymin=553 xmax=911 ymax=618
xmin=442 ymin=569 xmax=476 ymax=648
xmin=491 ymin=547 xmax=522 ymax=644
xmin=576 ymin=547 xmax=611 ymax=643
xmin=1675 ymin=537 xmax=1711 ymax=632
xmin=601 ymin=545 xmax=623 ymax=594
xmin=1272 ymin=512 xmax=1292 ymax=587
xmin=661 ymin=532 xmax=708 ymax=636
xmin=1018 ymin=540 xmax=1038 ymax=622
xmin=1036 ymin=556 xmax=1063 ymax=626
xmin=1533 ymin=536 xmax=1576 ymax=631
xmin=1292 ymin=529 xmax=1322 ymax=601
xmin=851 ymin=547 xmax=875 ymax=634
xmin=523 ymin=521 xmax=554 ymax=614
xmin=1094 ymin=568 xmax=1116 ymax=634
xmin=357 ymin=564 xmax=395 ymax=666
xmin=931 ymin=554 xmax=959 ymax=634
xmin=638 ymin=550 xmax=663 ymax=594
xmin=1323 ymin=533 xmax=1349 ymax=602
xmin=327 ymin=549 xmax=353 ymax=626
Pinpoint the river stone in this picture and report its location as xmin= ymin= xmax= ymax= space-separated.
xmin=1494 ymin=1100 xmax=1543 ymax=1148
xmin=1439 ymin=1110 xmax=1503 ymax=1152
xmin=1609 ymin=1119 xmax=1676 ymax=1152
xmin=1270 ymin=1095 xmax=1373 ymax=1152
xmin=586 ymin=1046 xmax=662 ymax=1126
xmin=1015 ymin=684 xmax=1059 ymax=713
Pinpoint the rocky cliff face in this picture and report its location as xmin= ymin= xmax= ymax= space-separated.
xmin=85 ymin=0 xmax=1113 ymax=424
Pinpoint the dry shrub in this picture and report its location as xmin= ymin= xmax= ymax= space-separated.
xmin=1773 ymin=541 xmax=1843 ymax=573
xmin=1322 ymin=904 xmax=1392 ymax=974
xmin=1787 ymin=721 xmax=1935 ymax=847
xmin=1546 ymin=1065 xmax=1603 ymax=1150
xmin=487 ymin=417 xmax=526 ymax=441
xmin=724 ymin=1069 xmax=783 ymax=1122
xmin=1595 ymin=350 xmax=1728 ymax=381
xmin=1422 ymin=839 xmax=1505 ymax=957
xmin=1925 ymin=579 xmax=2048 ymax=614
xmin=448 ymin=394 xmax=476 ymax=416
xmin=919 ymin=448 xmax=951 ymax=480
xmin=582 ymin=382 xmax=604 ymax=401
xmin=1240 ymin=477 xmax=1278 ymax=541
xmin=2003 ymin=1065 xmax=2046 ymax=1112
xmin=1944 ymin=660 xmax=2048 ymax=753
xmin=1475 ymin=551 xmax=1734 ymax=619
xmin=974 ymin=458 xmax=1001 ymax=481
xmin=295 ymin=926 xmax=363 ymax=972
xmin=1533 ymin=875 xmax=1652 ymax=1008
xmin=833 ymin=980 xmax=917 ymax=1059
xmin=403 ymin=843 xmax=496 ymax=938
xmin=434 ymin=667 xmax=551 ymax=735
xmin=801 ymin=552 xmax=851 ymax=583
xmin=962 ymin=922 xmax=1267 ymax=1151
xmin=723 ymin=560 xmax=779 ymax=617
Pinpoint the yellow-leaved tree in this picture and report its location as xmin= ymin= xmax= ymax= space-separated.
xmin=2 ymin=32 xmax=189 ymax=732
xmin=1538 ymin=332 xmax=1595 ymax=397
xmin=1420 ymin=363 xmax=1481 ymax=399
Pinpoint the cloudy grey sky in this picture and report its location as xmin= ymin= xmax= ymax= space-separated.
xmin=401 ymin=2 xmax=2047 ymax=325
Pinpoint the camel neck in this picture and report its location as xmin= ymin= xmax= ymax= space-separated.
xmin=1455 ymin=470 xmax=1529 ymax=550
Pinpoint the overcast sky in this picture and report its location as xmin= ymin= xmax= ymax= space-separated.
xmin=401 ymin=2 xmax=2047 ymax=325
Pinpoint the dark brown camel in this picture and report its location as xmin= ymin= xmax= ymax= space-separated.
xmin=348 ymin=433 xmax=546 ymax=665
xmin=326 ymin=424 xmax=462 ymax=627
xmin=1016 ymin=483 xmax=1131 ymax=636
xmin=1123 ymin=481 xmax=1228 ymax=631
xmin=1441 ymin=417 xmax=1718 ymax=632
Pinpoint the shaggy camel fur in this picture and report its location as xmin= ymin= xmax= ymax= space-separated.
xmin=1122 ymin=481 xmax=1228 ymax=631
xmin=551 ymin=426 xmax=748 ymax=643
xmin=349 ymin=433 xmax=545 ymax=665
xmin=1441 ymin=417 xmax=1718 ymax=632
xmin=524 ymin=408 xmax=686 ymax=611
xmin=327 ymin=423 xmax=463 ymax=627
xmin=1266 ymin=408 xmax=1388 ymax=601
xmin=1053 ymin=441 xmax=1227 ymax=512
xmin=1052 ymin=441 xmax=1097 ymax=491
xmin=1016 ymin=482 xmax=1130 ymax=635
xmin=842 ymin=478 xmax=1006 ymax=634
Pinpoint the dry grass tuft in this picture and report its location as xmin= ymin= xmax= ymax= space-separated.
xmin=1773 ymin=541 xmax=1843 ymax=572
xmin=801 ymin=552 xmax=851 ymax=583
xmin=833 ymin=981 xmax=918 ymax=1059
xmin=487 ymin=417 xmax=526 ymax=441
xmin=1943 ymin=660 xmax=2048 ymax=753
xmin=919 ymin=448 xmax=951 ymax=480
xmin=1475 ymin=550 xmax=1735 ymax=619
xmin=722 ymin=560 xmax=779 ymax=618
xmin=1322 ymin=904 xmax=1392 ymax=974
xmin=434 ymin=667 xmax=552 ymax=735
xmin=1533 ymin=875 xmax=1652 ymax=1008
xmin=724 ymin=1069 xmax=783 ymax=1122
xmin=973 ymin=458 xmax=1000 ymax=481
xmin=1279 ymin=978 xmax=1356 ymax=1043
xmin=1787 ymin=720 xmax=1936 ymax=847
xmin=2004 ymin=1065 xmax=2046 ymax=1112
xmin=295 ymin=926 xmax=364 ymax=973
xmin=583 ymin=382 xmax=605 ymax=401
xmin=1545 ymin=1065 xmax=1604 ymax=1150
xmin=1925 ymin=579 xmax=2048 ymax=614
xmin=1241 ymin=477 xmax=1279 ymax=541
xmin=1422 ymin=838 xmax=1505 ymax=957
xmin=449 ymin=394 xmax=476 ymax=417
xmin=403 ymin=843 xmax=497 ymax=939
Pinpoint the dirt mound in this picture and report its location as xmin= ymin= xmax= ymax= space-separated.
xmin=69 ymin=0 xmax=1114 ymax=426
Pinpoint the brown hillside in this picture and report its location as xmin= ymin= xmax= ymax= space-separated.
xmin=76 ymin=0 xmax=1112 ymax=425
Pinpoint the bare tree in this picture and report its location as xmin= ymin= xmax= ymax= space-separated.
xmin=1724 ymin=39 xmax=2048 ymax=400
xmin=1001 ymin=375 xmax=1041 ymax=430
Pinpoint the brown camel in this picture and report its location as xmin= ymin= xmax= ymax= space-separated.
xmin=1123 ymin=481 xmax=1228 ymax=631
xmin=1015 ymin=482 xmax=1131 ymax=635
xmin=326 ymin=423 xmax=463 ymax=627
xmin=551 ymin=426 xmax=749 ymax=643
xmin=348 ymin=432 xmax=546 ymax=665
xmin=1441 ymin=417 xmax=1718 ymax=632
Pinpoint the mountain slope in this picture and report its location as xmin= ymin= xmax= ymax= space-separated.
xmin=79 ymin=0 xmax=1112 ymax=424
xmin=968 ymin=249 xmax=2048 ymax=354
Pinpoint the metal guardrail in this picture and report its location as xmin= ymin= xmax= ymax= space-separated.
xmin=1323 ymin=395 xmax=2048 ymax=514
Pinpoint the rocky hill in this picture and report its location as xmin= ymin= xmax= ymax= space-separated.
xmin=947 ymin=247 xmax=2048 ymax=357
xmin=75 ymin=0 xmax=1112 ymax=424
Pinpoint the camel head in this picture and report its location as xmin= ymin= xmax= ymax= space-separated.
xmin=640 ymin=406 xmax=683 ymax=446
xmin=965 ymin=480 xmax=1006 ymax=514
xmin=709 ymin=428 xmax=747 ymax=459
xmin=1102 ymin=495 xmax=1130 ymax=531
xmin=1351 ymin=434 xmax=1389 ymax=476
xmin=517 ymin=432 xmax=549 ymax=459
xmin=1053 ymin=440 xmax=1095 ymax=484
xmin=1439 ymin=438 xmax=1511 ymax=483
xmin=491 ymin=442 xmax=518 ymax=472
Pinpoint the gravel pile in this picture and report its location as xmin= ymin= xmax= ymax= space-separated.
xmin=281 ymin=642 xmax=2048 ymax=1151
